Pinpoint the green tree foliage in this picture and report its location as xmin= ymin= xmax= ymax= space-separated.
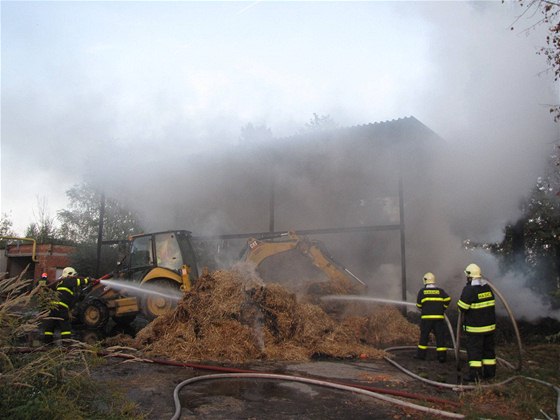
xmin=512 ymin=0 xmax=560 ymax=120
xmin=497 ymin=146 xmax=560 ymax=303
xmin=58 ymin=182 xmax=143 ymax=244
xmin=0 ymin=213 xmax=15 ymax=237
xmin=24 ymin=197 xmax=60 ymax=244
xmin=57 ymin=183 xmax=143 ymax=276
xmin=0 ymin=213 xmax=17 ymax=248
xmin=70 ymin=242 xmax=123 ymax=277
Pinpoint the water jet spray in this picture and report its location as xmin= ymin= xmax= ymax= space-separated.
xmin=99 ymin=279 xmax=182 ymax=302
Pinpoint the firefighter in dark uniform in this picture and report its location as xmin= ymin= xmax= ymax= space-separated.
xmin=415 ymin=272 xmax=451 ymax=362
xmin=42 ymin=267 xmax=91 ymax=344
xmin=458 ymin=263 xmax=497 ymax=382
xmin=38 ymin=272 xmax=48 ymax=287
xmin=35 ymin=271 xmax=55 ymax=312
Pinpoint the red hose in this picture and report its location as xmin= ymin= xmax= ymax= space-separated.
xmin=100 ymin=351 xmax=460 ymax=408
xmin=10 ymin=347 xmax=460 ymax=407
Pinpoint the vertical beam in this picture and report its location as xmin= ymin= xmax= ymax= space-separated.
xmin=399 ymin=175 xmax=407 ymax=303
xmin=96 ymin=193 xmax=106 ymax=277
xmin=268 ymin=168 xmax=275 ymax=233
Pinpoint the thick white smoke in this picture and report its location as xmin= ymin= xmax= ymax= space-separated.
xmin=2 ymin=2 xmax=559 ymax=321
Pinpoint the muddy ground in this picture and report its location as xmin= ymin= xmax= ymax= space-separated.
xmin=24 ymin=317 xmax=557 ymax=419
xmin=69 ymin=315 xmax=543 ymax=420
xmin=90 ymin=347 xmax=465 ymax=420
xmin=67 ymin=315 xmax=465 ymax=419
xmin=26 ymin=305 xmax=558 ymax=420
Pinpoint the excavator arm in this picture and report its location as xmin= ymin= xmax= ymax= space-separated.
xmin=241 ymin=231 xmax=366 ymax=295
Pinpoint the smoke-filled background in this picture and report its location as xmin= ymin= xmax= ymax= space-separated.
xmin=2 ymin=2 xmax=559 ymax=320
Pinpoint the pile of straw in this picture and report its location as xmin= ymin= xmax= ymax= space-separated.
xmin=131 ymin=269 xmax=418 ymax=363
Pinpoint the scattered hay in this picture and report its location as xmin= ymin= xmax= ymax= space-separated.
xmin=131 ymin=270 xmax=418 ymax=363
xmin=364 ymin=306 xmax=420 ymax=347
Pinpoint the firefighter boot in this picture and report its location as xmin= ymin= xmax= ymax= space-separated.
xmin=483 ymin=365 xmax=496 ymax=380
xmin=43 ymin=334 xmax=54 ymax=345
xmin=437 ymin=351 xmax=447 ymax=363
xmin=463 ymin=367 xmax=482 ymax=383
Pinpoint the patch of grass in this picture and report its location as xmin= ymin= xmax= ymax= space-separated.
xmin=0 ymin=272 xmax=147 ymax=419
xmin=458 ymin=343 xmax=559 ymax=419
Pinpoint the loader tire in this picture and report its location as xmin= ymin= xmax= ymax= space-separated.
xmin=80 ymin=299 xmax=109 ymax=330
xmin=141 ymin=279 xmax=181 ymax=320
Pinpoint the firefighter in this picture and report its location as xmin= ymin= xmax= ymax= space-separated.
xmin=42 ymin=267 xmax=93 ymax=344
xmin=34 ymin=272 xmax=55 ymax=312
xmin=458 ymin=263 xmax=497 ymax=382
xmin=415 ymin=272 xmax=451 ymax=362
xmin=38 ymin=272 xmax=48 ymax=287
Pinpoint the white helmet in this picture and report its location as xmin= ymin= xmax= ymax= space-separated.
xmin=464 ymin=263 xmax=481 ymax=279
xmin=423 ymin=272 xmax=436 ymax=285
xmin=61 ymin=266 xmax=77 ymax=278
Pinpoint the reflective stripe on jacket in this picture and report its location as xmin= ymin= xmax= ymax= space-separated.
xmin=458 ymin=281 xmax=496 ymax=334
xmin=416 ymin=286 xmax=451 ymax=319
xmin=51 ymin=277 xmax=90 ymax=307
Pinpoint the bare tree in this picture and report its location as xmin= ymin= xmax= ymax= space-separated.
xmin=301 ymin=113 xmax=338 ymax=133
xmin=240 ymin=123 xmax=273 ymax=144
xmin=511 ymin=0 xmax=560 ymax=120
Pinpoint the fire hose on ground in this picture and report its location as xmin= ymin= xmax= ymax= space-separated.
xmin=170 ymin=372 xmax=465 ymax=420
xmin=12 ymin=338 xmax=557 ymax=419
xmin=382 ymin=347 xmax=559 ymax=420
xmin=10 ymin=345 xmax=462 ymax=413
xmin=322 ymin=287 xmax=559 ymax=418
xmin=98 ymin=352 xmax=464 ymax=418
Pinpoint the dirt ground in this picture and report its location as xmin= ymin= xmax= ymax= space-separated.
xmin=26 ymin=317 xmax=557 ymax=419
xmin=91 ymin=347 xmax=465 ymax=420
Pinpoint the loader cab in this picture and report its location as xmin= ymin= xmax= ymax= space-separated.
xmin=125 ymin=230 xmax=199 ymax=285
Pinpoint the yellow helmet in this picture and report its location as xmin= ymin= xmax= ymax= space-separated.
xmin=61 ymin=267 xmax=77 ymax=278
xmin=423 ymin=272 xmax=436 ymax=285
xmin=464 ymin=263 xmax=481 ymax=278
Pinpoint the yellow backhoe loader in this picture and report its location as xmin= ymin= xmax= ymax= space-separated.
xmin=76 ymin=230 xmax=199 ymax=329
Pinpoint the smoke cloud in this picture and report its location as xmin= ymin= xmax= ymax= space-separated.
xmin=2 ymin=2 xmax=559 ymax=321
